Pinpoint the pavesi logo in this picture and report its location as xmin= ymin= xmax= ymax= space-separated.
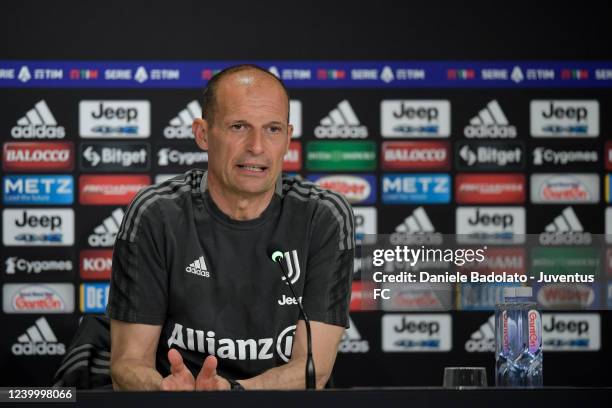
xmin=3 ymin=175 xmax=74 ymax=205
xmin=382 ymin=174 xmax=450 ymax=204
xmin=542 ymin=313 xmax=600 ymax=351
xmin=456 ymin=207 xmax=525 ymax=244
xmin=186 ymin=255 xmax=210 ymax=278
xmin=530 ymin=100 xmax=599 ymax=137
xmin=456 ymin=142 xmax=524 ymax=170
xmin=163 ymin=100 xmax=201 ymax=139
xmin=530 ymin=174 xmax=599 ymax=204
xmin=3 ymin=209 xmax=74 ymax=246
xmin=539 ymin=207 xmax=591 ymax=246
xmin=80 ymin=142 xmax=150 ymax=171
xmin=88 ymin=208 xmax=124 ymax=247
xmin=338 ymin=316 xmax=370 ymax=353
xmin=455 ymin=174 xmax=525 ymax=204
xmin=465 ymin=315 xmax=495 ymax=352
xmin=382 ymin=141 xmax=450 ymax=170
xmin=282 ymin=141 xmax=302 ymax=171
xmin=380 ymin=100 xmax=450 ymax=138
xmin=307 ymin=174 xmax=376 ymax=204
xmin=157 ymin=147 xmax=208 ymax=167
xmin=167 ymin=322 xmax=296 ymax=362
xmin=3 ymin=142 xmax=74 ymax=172
xmin=11 ymin=100 xmax=65 ymax=139
xmin=314 ymin=100 xmax=368 ymax=138
xmin=3 ymin=283 xmax=74 ymax=313
xmin=80 ymin=283 xmax=110 ymax=313
xmin=80 ymin=249 xmax=113 ymax=280
xmin=353 ymin=207 xmax=377 ymax=244
xmin=79 ymin=100 xmax=150 ymax=138
xmin=536 ymin=284 xmax=597 ymax=309
xmin=532 ymin=146 xmax=598 ymax=167
xmin=463 ymin=100 xmax=517 ymax=139
xmin=79 ymin=175 xmax=150 ymax=205
xmin=4 ymin=256 xmax=73 ymax=275
xmin=12 ymin=317 xmax=66 ymax=356
xmin=382 ymin=314 xmax=451 ymax=352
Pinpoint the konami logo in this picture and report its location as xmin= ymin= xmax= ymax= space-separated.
xmin=381 ymin=141 xmax=450 ymax=170
xmin=455 ymin=174 xmax=525 ymax=204
xmin=79 ymin=175 xmax=150 ymax=205
xmin=80 ymin=250 xmax=113 ymax=280
xmin=282 ymin=141 xmax=302 ymax=171
xmin=3 ymin=142 xmax=74 ymax=172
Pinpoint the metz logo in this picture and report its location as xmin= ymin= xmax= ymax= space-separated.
xmin=3 ymin=142 xmax=74 ymax=172
xmin=539 ymin=206 xmax=591 ymax=246
xmin=167 ymin=322 xmax=296 ymax=362
xmin=463 ymin=100 xmax=517 ymax=139
xmin=465 ymin=315 xmax=495 ymax=352
xmin=530 ymin=174 xmax=599 ymax=204
xmin=315 ymin=100 xmax=368 ymax=138
xmin=11 ymin=317 xmax=66 ymax=356
xmin=11 ymin=100 xmax=66 ymax=139
xmin=382 ymin=314 xmax=451 ymax=352
xmin=80 ymin=142 xmax=149 ymax=171
xmin=158 ymin=147 xmax=208 ymax=167
xmin=338 ymin=316 xmax=369 ymax=353
xmin=79 ymin=100 xmax=150 ymax=138
xmin=380 ymin=100 xmax=450 ymax=138
xmin=531 ymin=100 xmax=599 ymax=137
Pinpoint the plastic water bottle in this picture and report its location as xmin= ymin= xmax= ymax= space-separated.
xmin=495 ymin=287 xmax=543 ymax=387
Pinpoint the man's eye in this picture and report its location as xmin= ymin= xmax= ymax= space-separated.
xmin=269 ymin=126 xmax=282 ymax=133
xmin=231 ymin=124 xmax=245 ymax=131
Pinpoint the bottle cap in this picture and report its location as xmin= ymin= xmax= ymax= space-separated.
xmin=503 ymin=287 xmax=516 ymax=299
xmin=515 ymin=287 xmax=533 ymax=298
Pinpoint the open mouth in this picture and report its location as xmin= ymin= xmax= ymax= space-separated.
xmin=237 ymin=164 xmax=268 ymax=173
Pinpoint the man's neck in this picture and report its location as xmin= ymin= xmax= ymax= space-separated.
xmin=206 ymin=174 xmax=275 ymax=221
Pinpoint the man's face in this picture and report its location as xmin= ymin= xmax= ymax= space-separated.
xmin=195 ymin=71 xmax=292 ymax=197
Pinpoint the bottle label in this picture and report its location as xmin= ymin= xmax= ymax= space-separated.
xmin=502 ymin=310 xmax=509 ymax=352
xmin=528 ymin=309 xmax=541 ymax=354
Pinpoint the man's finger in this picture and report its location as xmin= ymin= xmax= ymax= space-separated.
xmin=197 ymin=355 xmax=218 ymax=380
xmin=168 ymin=348 xmax=188 ymax=375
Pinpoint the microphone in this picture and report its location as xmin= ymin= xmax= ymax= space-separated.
xmin=266 ymin=243 xmax=316 ymax=390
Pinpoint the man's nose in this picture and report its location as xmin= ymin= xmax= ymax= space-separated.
xmin=246 ymin=128 xmax=265 ymax=155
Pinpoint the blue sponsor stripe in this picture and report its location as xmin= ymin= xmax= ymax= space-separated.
xmin=2 ymin=175 xmax=74 ymax=205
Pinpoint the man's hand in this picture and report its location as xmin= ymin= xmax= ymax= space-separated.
xmin=160 ymin=349 xmax=230 ymax=391
xmin=195 ymin=355 xmax=231 ymax=391
xmin=160 ymin=349 xmax=196 ymax=391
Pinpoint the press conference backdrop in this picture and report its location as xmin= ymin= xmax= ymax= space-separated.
xmin=0 ymin=59 xmax=611 ymax=388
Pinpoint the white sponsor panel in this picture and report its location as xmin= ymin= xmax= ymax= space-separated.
xmin=382 ymin=314 xmax=451 ymax=352
xmin=542 ymin=313 xmax=600 ymax=351
xmin=79 ymin=100 xmax=150 ymax=138
xmin=157 ymin=148 xmax=208 ymax=167
xmin=289 ymin=100 xmax=302 ymax=138
xmin=3 ymin=209 xmax=74 ymax=246
xmin=530 ymin=100 xmax=599 ymax=137
xmin=11 ymin=317 xmax=66 ymax=356
xmin=456 ymin=207 xmax=525 ymax=244
xmin=338 ymin=316 xmax=370 ymax=353
xmin=353 ymin=207 xmax=377 ymax=244
xmin=463 ymin=100 xmax=517 ymax=139
xmin=3 ymin=283 xmax=74 ymax=313
xmin=155 ymin=174 xmax=179 ymax=184
xmin=530 ymin=174 xmax=599 ymax=204
xmin=381 ymin=100 xmax=450 ymax=138
xmin=4 ymin=257 xmax=73 ymax=274
xmin=606 ymin=208 xmax=612 ymax=244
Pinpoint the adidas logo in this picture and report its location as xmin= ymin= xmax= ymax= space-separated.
xmin=463 ymin=99 xmax=517 ymax=139
xmin=11 ymin=100 xmax=65 ymax=139
xmin=395 ymin=207 xmax=435 ymax=233
xmin=12 ymin=317 xmax=66 ymax=356
xmin=539 ymin=206 xmax=591 ymax=245
xmin=465 ymin=315 xmax=495 ymax=352
xmin=88 ymin=208 xmax=124 ymax=247
xmin=186 ymin=255 xmax=210 ymax=278
xmin=338 ymin=316 xmax=369 ymax=353
xmin=164 ymin=100 xmax=201 ymax=139
xmin=315 ymin=99 xmax=368 ymax=138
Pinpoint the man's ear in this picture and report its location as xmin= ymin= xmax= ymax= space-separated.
xmin=285 ymin=124 xmax=294 ymax=153
xmin=193 ymin=118 xmax=210 ymax=151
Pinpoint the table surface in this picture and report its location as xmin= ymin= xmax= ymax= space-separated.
xmin=21 ymin=387 xmax=610 ymax=408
